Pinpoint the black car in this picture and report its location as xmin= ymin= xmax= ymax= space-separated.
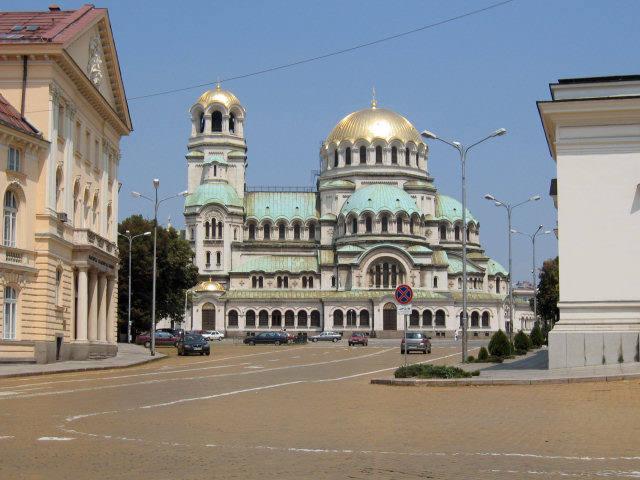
xmin=177 ymin=333 xmax=211 ymax=356
xmin=243 ymin=332 xmax=288 ymax=345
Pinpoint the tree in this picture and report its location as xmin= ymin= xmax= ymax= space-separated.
xmin=534 ymin=257 xmax=559 ymax=334
xmin=118 ymin=215 xmax=199 ymax=336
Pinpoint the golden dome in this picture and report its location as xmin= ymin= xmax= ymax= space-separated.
xmin=194 ymin=279 xmax=225 ymax=293
xmin=325 ymin=106 xmax=423 ymax=146
xmin=197 ymin=85 xmax=242 ymax=109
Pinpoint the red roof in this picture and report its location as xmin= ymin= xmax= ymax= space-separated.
xmin=0 ymin=93 xmax=41 ymax=136
xmin=0 ymin=5 xmax=103 ymax=44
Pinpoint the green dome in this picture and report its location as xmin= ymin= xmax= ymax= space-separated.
xmin=435 ymin=194 xmax=475 ymax=223
xmin=340 ymin=184 xmax=420 ymax=217
xmin=185 ymin=180 xmax=242 ymax=208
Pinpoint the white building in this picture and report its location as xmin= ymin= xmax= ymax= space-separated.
xmin=184 ymin=86 xmax=514 ymax=339
xmin=538 ymin=75 xmax=640 ymax=368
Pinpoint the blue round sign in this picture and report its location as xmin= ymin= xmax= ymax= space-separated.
xmin=395 ymin=284 xmax=413 ymax=304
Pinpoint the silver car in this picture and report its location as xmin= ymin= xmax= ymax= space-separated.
xmin=400 ymin=332 xmax=431 ymax=354
xmin=309 ymin=331 xmax=342 ymax=342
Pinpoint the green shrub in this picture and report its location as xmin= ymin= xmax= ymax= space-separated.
xmin=467 ymin=355 xmax=475 ymax=362
xmin=394 ymin=364 xmax=479 ymax=379
xmin=488 ymin=329 xmax=512 ymax=357
xmin=514 ymin=330 xmax=532 ymax=352
xmin=530 ymin=324 xmax=544 ymax=347
xmin=478 ymin=346 xmax=489 ymax=361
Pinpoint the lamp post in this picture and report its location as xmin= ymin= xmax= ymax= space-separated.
xmin=421 ymin=128 xmax=506 ymax=362
xmin=512 ymin=225 xmax=551 ymax=331
xmin=484 ymin=194 xmax=540 ymax=340
xmin=132 ymin=179 xmax=188 ymax=356
xmin=118 ymin=229 xmax=151 ymax=343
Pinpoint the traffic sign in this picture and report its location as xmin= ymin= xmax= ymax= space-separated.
xmin=395 ymin=284 xmax=413 ymax=304
xmin=398 ymin=304 xmax=412 ymax=315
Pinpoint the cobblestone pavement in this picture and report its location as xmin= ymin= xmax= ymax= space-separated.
xmin=0 ymin=342 xmax=638 ymax=479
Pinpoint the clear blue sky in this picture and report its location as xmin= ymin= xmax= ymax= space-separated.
xmin=8 ymin=0 xmax=640 ymax=282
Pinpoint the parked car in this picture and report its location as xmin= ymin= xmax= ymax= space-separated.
xmin=400 ymin=332 xmax=431 ymax=354
xmin=135 ymin=331 xmax=180 ymax=348
xmin=309 ymin=331 xmax=342 ymax=343
xmin=157 ymin=328 xmax=185 ymax=337
xmin=195 ymin=330 xmax=224 ymax=341
xmin=177 ymin=333 xmax=211 ymax=356
xmin=348 ymin=331 xmax=368 ymax=346
xmin=243 ymin=332 xmax=288 ymax=345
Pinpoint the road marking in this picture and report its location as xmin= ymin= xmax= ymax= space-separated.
xmin=38 ymin=437 xmax=75 ymax=441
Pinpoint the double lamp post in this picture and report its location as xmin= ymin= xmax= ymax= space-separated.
xmin=118 ymin=229 xmax=151 ymax=343
xmin=132 ymin=179 xmax=187 ymax=356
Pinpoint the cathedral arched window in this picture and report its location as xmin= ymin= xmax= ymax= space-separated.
xmin=248 ymin=224 xmax=255 ymax=240
xmin=205 ymin=221 xmax=210 ymax=239
xmin=264 ymin=223 xmax=270 ymax=240
xmin=471 ymin=311 xmax=480 ymax=327
xmin=218 ymin=221 xmax=223 ymax=238
xmin=396 ymin=217 xmax=403 ymax=233
xmin=308 ymin=276 xmax=313 ymax=288
xmin=333 ymin=310 xmax=343 ymax=326
xmin=423 ymin=310 xmax=433 ymax=327
xmin=228 ymin=310 xmax=238 ymax=327
xmin=496 ymin=278 xmax=501 ymax=293
xmin=346 ymin=309 xmax=357 ymax=326
xmin=211 ymin=111 xmax=222 ymax=132
xmin=482 ymin=312 xmax=490 ymax=327
xmin=409 ymin=218 xmax=414 ymax=234
xmin=298 ymin=311 xmax=308 ymax=327
xmin=365 ymin=216 xmax=372 ymax=233
xmin=206 ymin=251 xmax=211 ymax=266
xmin=410 ymin=309 xmax=419 ymax=326
xmin=259 ymin=310 xmax=269 ymax=326
xmin=246 ymin=310 xmax=256 ymax=326
xmin=272 ymin=310 xmax=281 ymax=327
xmin=229 ymin=113 xmax=235 ymax=133
xmin=294 ymin=224 xmax=301 ymax=240
xmin=381 ymin=216 xmax=388 ymax=233
xmin=433 ymin=276 xmax=438 ymax=288
xmin=308 ymin=224 xmax=316 ymax=240
xmin=405 ymin=147 xmax=410 ymax=166
xmin=199 ymin=113 xmax=205 ymax=133
xmin=351 ymin=218 xmax=358 ymax=234
xmin=440 ymin=225 xmax=446 ymax=240
xmin=279 ymin=223 xmax=285 ymax=240
xmin=455 ymin=226 xmax=460 ymax=241
xmin=435 ymin=309 xmax=446 ymax=326
xmin=370 ymin=259 xmax=404 ymax=289
xmin=375 ymin=146 xmax=382 ymax=164
xmin=359 ymin=145 xmax=366 ymax=164
xmin=391 ymin=146 xmax=398 ymax=164
xmin=334 ymin=150 xmax=338 ymax=167
xmin=302 ymin=277 xmax=307 ymax=288
xmin=359 ymin=310 xmax=369 ymax=327
xmin=345 ymin=147 xmax=351 ymax=165
xmin=216 ymin=251 xmax=221 ymax=265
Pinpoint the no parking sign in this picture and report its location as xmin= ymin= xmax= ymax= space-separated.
xmin=395 ymin=285 xmax=412 ymax=315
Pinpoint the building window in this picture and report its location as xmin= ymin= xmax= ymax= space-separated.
xmin=375 ymin=146 xmax=382 ymax=164
xmin=3 ymin=286 xmax=17 ymax=340
xmin=212 ymin=111 xmax=222 ymax=132
xmin=365 ymin=216 xmax=372 ymax=233
xmin=216 ymin=251 xmax=221 ymax=265
xmin=228 ymin=310 xmax=238 ymax=327
xmin=311 ymin=310 xmax=321 ymax=327
xmin=331 ymin=275 xmax=336 ymax=288
xmin=56 ymin=269 xmax=62 ymax=306
xmin=496 ymin=278 xmax=501 ymax=293
xmin=308 ymin=224 xmax=315 ymax=240
xmin=302 ymin=277 xmax=307 ymax=288
xmin=199 ymin=113 xmax=205 ymax=133
xmin=359 ymin=145 xmax=366 ymax=164
xmin=435 ymin=309 xmax=445 ymax=327
xmin=381 ymin=216 xmax=388 ymax=233
xmin=298 ymin=311 xmax=307 ymax=327
xmin=405 ymin=148 xmax=410 ymax=166
xmin=455 ymin=226 xmax=460 ymax=241
xmin=333 ymin=310 xmax=343 ymax=327
xmin=264 ymin=223 xmax=270 ymax=239
xmin=279 ymin=223 xmax=285 ymax=240
xmin=345 ymin=147 xmax=351 ymax=165
xmin=391 ymin=146 xmax=398 ymax=164
xmin=351 ymin=218 xmax=358 ymax=234
xmin=218 ymin=221 xmax=223 ymax=238
xmin=371 ymin=260 xmax=404 ymax=289
xmin=396 ymin=217 xmax=403 ymax=233
xmin=229 ymin=113 xmax=236 ymax=134
xmin=206 ymin=251 xmax=211 ymax=266
xmin=433 ymin=276 xmax=438 ymax=288
xmin=7 ymin=147 xmax=20 ymax=172
xmin=248 ymin=224 xmax=255 ymax=240
xmin=410 ymin=310 xmax=419 ymax=326
xmin=346 ymin=309 xmax=357 ymax=327
xmin=308 ymin=276 xmax=313 ymax=288
xmin=272 ymin=310 xmax=282 ymax=327
xmin=471 ymin=311 xmax=480 ymax=328
xmin=205 ymin=221 xmax=210 ymax=238
xmin=3 ymin=191 xmax=18 ymax=248
xmin=458 ymin=278 xmax=462 ymax=289
xmin=422 ymin=310 xmax=433 ymax=327
xmin=285 ymin=310 xmax=295 ymax=327
xmin=294 ymin=224 xmax=301 ymax=240
xmin=246 ymin=310 xmax=256 ymax=327
xmin=440 ymin=225 xmax=446 ymax=240
xmin=259 ymin=310 xmax=269 ymax=326
xmin=359 ymin=310 xmax=369 ymax=327
xmin=482 ymin=312 xmax=490 ymax=327
xmin=334 ymin=150 xmax=338 ymax=167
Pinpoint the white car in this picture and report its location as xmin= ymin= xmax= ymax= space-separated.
xmin=200 ymin=330 xmax=224 ymax=341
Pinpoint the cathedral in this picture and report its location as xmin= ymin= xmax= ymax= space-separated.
xmin=183 ymin=85 xmax=511 ymax=338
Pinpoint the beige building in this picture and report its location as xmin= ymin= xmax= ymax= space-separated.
xmin=0 ymin=5 xmax=131 ymax=362
xmin=538 ymin=75 xmax=640 ymax=368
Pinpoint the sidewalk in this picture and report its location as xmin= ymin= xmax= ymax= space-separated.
xmin=0 ymin=343 xmax=163 ymax=379
xmin=372 ymin=348 xmax=640 ymax=386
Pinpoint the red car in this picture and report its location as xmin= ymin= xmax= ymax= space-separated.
xmin=135 ymin=331 xmax=180 ymax=348
xmin=348 ymin=331 xmax=368 ymax=346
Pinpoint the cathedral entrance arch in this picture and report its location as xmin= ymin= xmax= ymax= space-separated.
xmin=383 ymin=302 xmax=397 ymax=331
xmin=202 ymin=303 xmax=216 ymax=330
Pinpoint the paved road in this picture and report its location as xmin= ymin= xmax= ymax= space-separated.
xmin=0 ymin=342 xmax=638 ymax=479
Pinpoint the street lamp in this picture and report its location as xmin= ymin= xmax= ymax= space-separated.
xmin=118 ymin=229 xmax=151 ymax=343
xmin=421 ymin=128 xmax=506 ymax=362
xmin=512 ymin=225 xmax=551 ymax=331
xmin=132 ymin=179 xmax=188 ymax=356
xmin=484 ymin=193 xmax=540 ymax=340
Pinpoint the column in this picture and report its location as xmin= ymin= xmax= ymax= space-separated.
xmin=106 ymin=277 xmax=116 ymax=343
xmin=87 ymin=270 xmax=98 ymax=341
xmin=97 ymin=274 xmax=107 ymax=342
xmin=76 ymin=267 xmax=88 ymax=341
